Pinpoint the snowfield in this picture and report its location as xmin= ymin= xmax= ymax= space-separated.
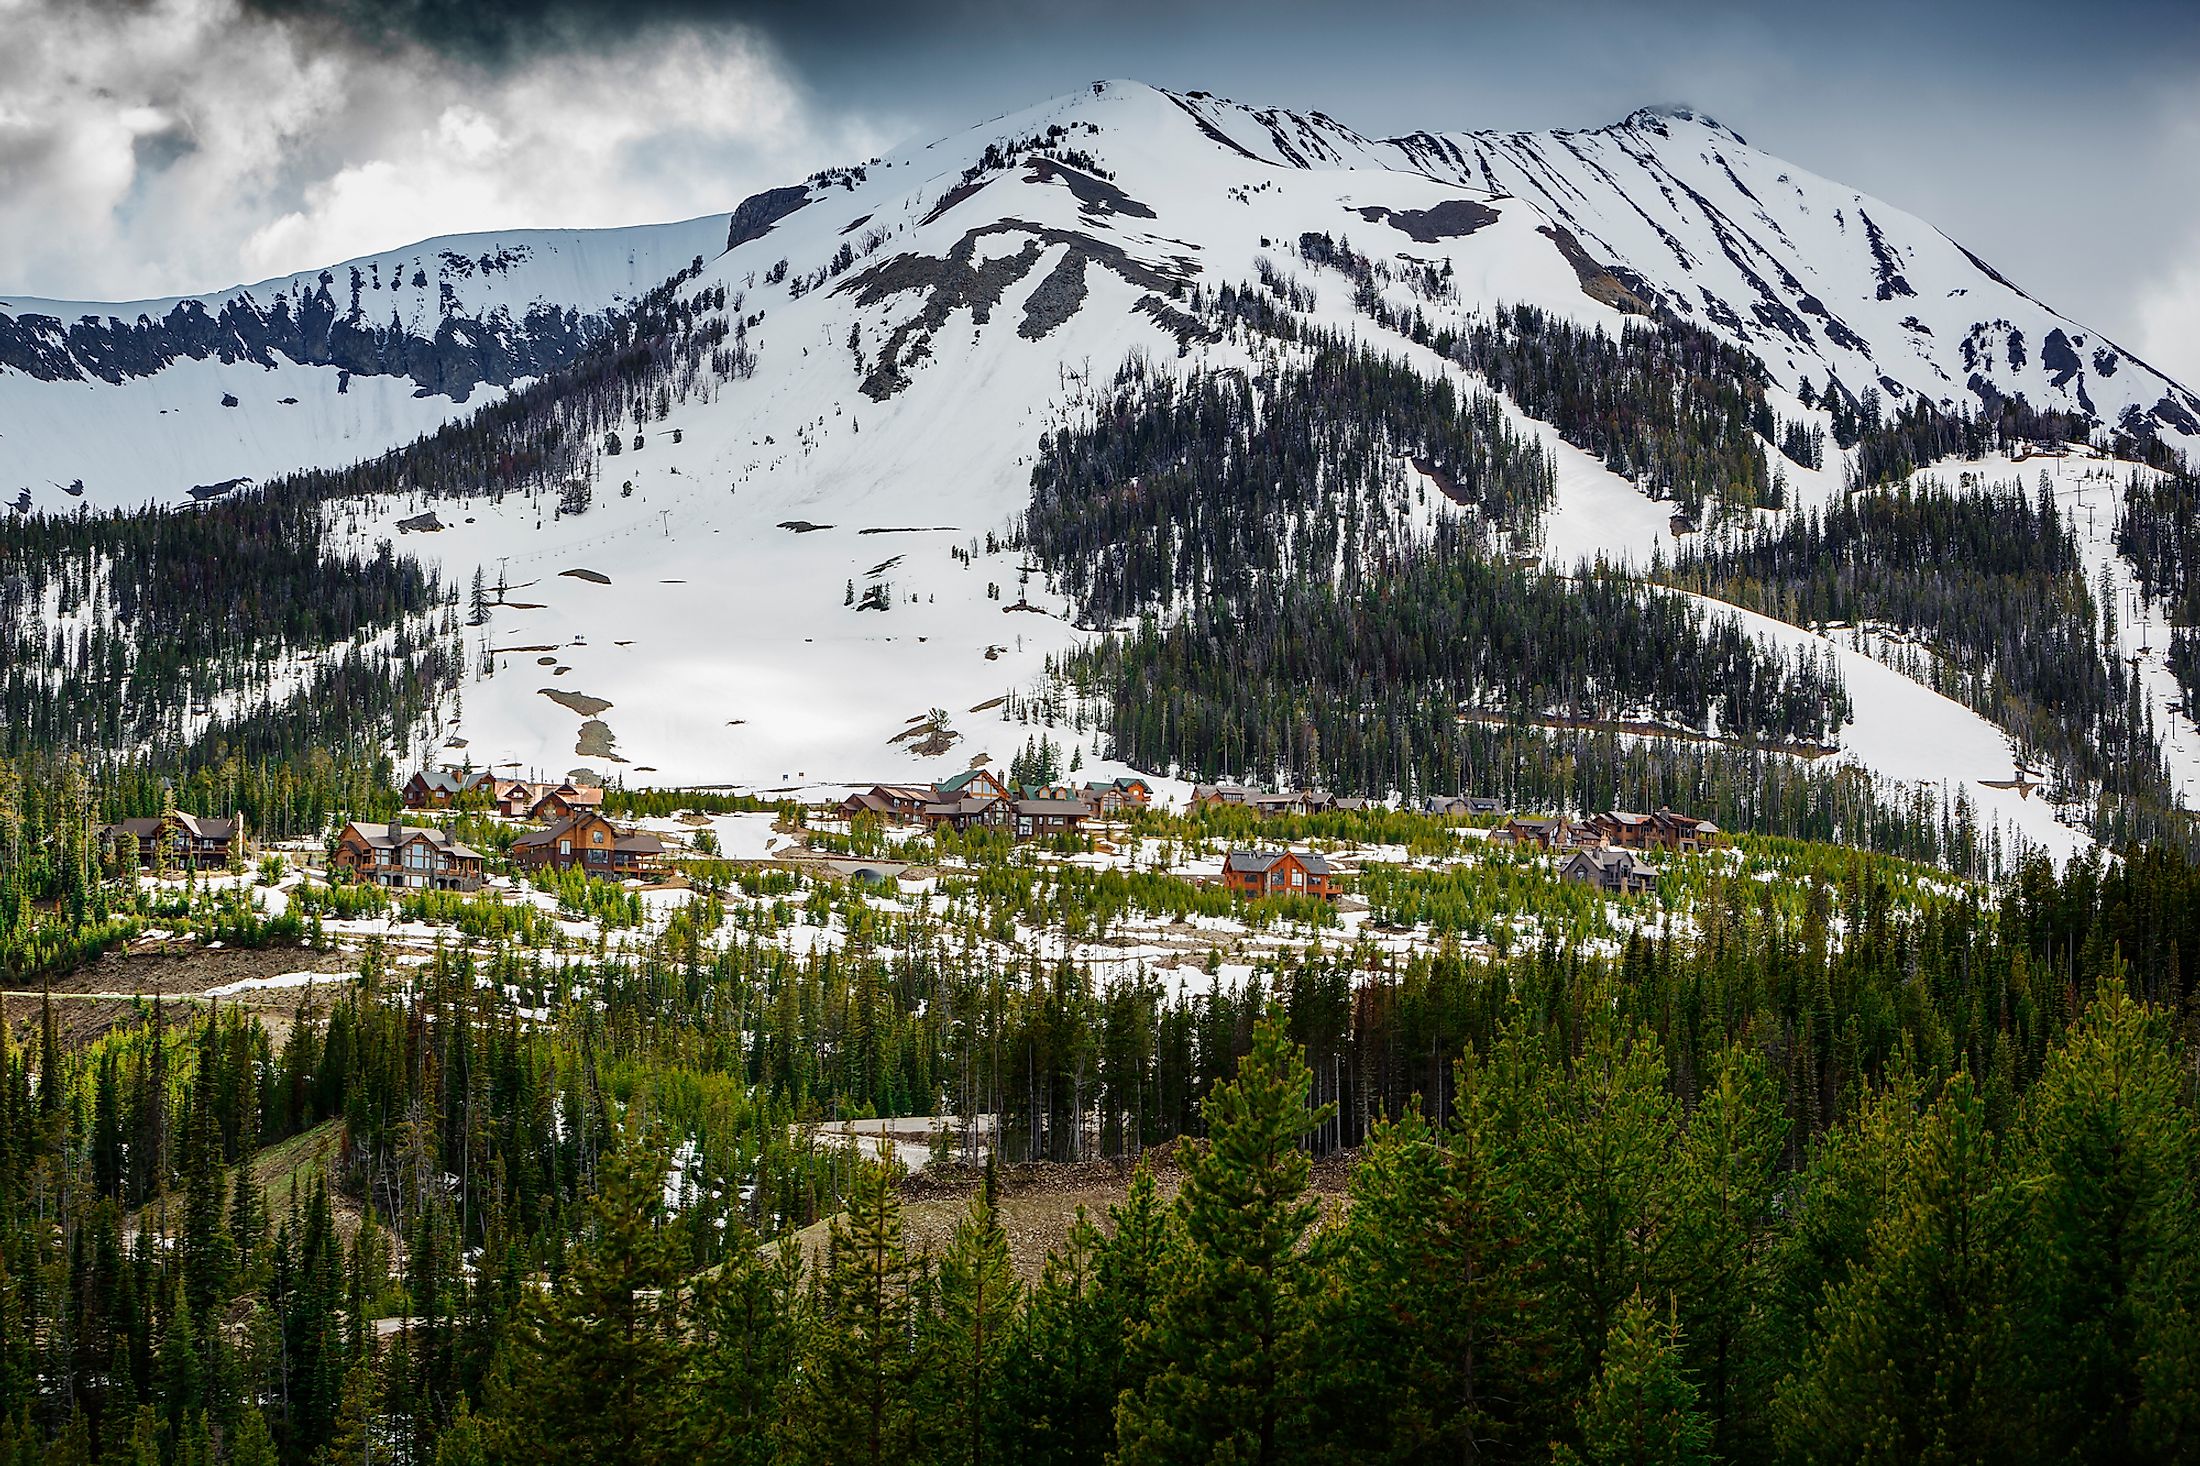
xmin=9 ymin=81 xmax=2197 ymax=855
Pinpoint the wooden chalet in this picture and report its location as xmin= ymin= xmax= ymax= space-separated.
xmin=1078 ymin=776 xmax=1153 ymax=814
xmin=100 ymin=812 xmax=243 ymax=872
xmin=936 ymin=767 xmax=1012 ymax=803
xmin=837 ymin=784 xmax=939 ymax=823
xmin=402 ymin=767 xmax=496 ymax=809
xmin=1221 ymin=849 xmax=1339 ymax=901
xmin=1191 ymin=783 xmax=1259 ymax=811
xmin=1593 ymin=807 xmax=1718 ymax=853
xmin=1558 ymin=846 xmax=1659 ymax=897
xmin=492 ymin=779 xmax=604 ymax=821
xmin=1502 ymin=815 xmax=1568 ymax=850
xmin=920 ymin=793 xmax=1011 ymax=834
xmin=333 ymin=819 xmax=485 ymax=892
xmin=1191 ymin=785 xmax=1323 ymax=818
xmin=510 ymin=811 xmax=667 ymax=879
xmin=1012 ymin=798 xmax=1090 ymax=842
xmin=1423 ymin=794 xmax=1505 ymax=817
xmin=526 ymin=782 xmax=605 ymax=823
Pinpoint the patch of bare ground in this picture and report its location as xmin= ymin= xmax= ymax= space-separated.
xmin=539 ymin=687 xmax=612 ymax=717
xmin=5 ymin=941 xmax=351 ymax=1049
xmin=781 ymin=1144 xmax=1355 ymax=1281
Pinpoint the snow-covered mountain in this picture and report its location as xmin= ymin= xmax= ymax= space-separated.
xmin=8 ymin=80 xmax=2196 ymax=855
xmin=1170 ymin=93 xmax=2200 ymax=447
xmin=0 ymin=214 xmax=727 ymax=506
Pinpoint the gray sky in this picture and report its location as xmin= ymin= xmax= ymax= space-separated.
xmin=7 ymin=0 xmax=2199 ymax=383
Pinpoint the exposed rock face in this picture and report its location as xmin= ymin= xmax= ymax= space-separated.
xmin=725 ymin=185 xmax=812 ymax=250
xmin=1357 ymin=200 xmax=1498 ymax=243
xmin=839 ymin=220 xmax=1196 ymax=399
xmin=0 ymin=281 xmax=606 ymax=402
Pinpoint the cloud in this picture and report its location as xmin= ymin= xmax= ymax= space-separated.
xmin=0 ymin=0 xmax=881 ymax=302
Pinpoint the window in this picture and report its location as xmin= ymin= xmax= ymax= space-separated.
xmin=1291 ymin=869 xmax=1304 ymax=887
xmin=559 ymin=840 xmax=572 ymax=856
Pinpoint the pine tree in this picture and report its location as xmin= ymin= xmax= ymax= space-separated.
xmin=228 ymin=1408 xmax=279 ymax=1466
xmin=1303 ymin=1097 xmax=1547 ymax=1464
xmin=1095 ymin=1160 xmax=1174 ymax=1404
xmin=495 ymin=1140 xmax=681 ymax=1466
xmin=1115 ymin=1018 xmax=1331 ymax=1466
xmin=1007 ymin=1208 xmax=1114 ymax=1466
xmin=2007 ymin=979 xmax=2200 ymax=1461
xmin=1774 ymin=1073 xmax=2011 ymax=1465
xmin=1669 ymin=1043 xmax=1786 ymax=1457
xmin=1554 ymin=1296 xmax=1715 ymax=1466
xmin=680 ymin=1219 xmax=801 ymax=1466
xmin=433 ymin=1399 xmax=488 ymax=1466
xmin=919 ymin=1171 xmax=1021 ymax=1466
xmin=778 ymin=1151 xmax=919 ymax=1466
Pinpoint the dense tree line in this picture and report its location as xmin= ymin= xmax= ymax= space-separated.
xmin=1666 ymin=476 xmax=2181 ymax=839
xmin=1061 ymin=525 xmax=1848 ymax=788
xmin=1024 ymin=343 xmax=1555 ymax=624
xmin=1832 ymin=378 xmax=2183 ymax=489
xmin=2120 ymin=465 xmax=2200 ymax=710
xmin=1439 ymin=302 xmax=1788 ymax=517
xmin=0 ymin=496 xmax=448 ymax=763
xmin=3 ymin=839 xmax=2198 ymax=1463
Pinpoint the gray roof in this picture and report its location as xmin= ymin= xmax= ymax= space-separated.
xmin=107 ymin=813 xmax=236 ymax=840
xmin=1015 ymin=798 xmax=1090 ymax=817
xmin=346 ymin=821 xmax=482 ymax=859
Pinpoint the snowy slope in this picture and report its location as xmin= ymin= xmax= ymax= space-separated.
xmin=0 ymin=215 xmax=728 ymax=508
xmin=11 ymin=80 xmax=2194 ymax=854
xmin=1161 ymin=92 xmax=2200 ymax=454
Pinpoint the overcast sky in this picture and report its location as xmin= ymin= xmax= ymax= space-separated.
xmin=5 ymin=0 xmax=2198 ymax=382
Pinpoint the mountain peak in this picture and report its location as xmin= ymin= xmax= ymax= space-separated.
xmin=1616 ymin=104 xmax=1747 ymax=145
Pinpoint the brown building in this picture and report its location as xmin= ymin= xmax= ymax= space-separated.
xmin=333 ymin=820 xmax=485 ymax=892
xmin=492 ymin=779 xmax=605 ymax=821
xmin=1559 ymin=846 xmax=1659 ymax=897
xmin=1594 ymin=807 xmax=1718 ymax=853
xmin=510 ymin=811 xmax=667 ymax=879
xmin=402 ymin=767 xmax=496 ymax=809
xmin=1012 ymin=798 xmax=1089 ymax=842
xmin=837 ymin=784 xmax=939 ymax=822
xmin=1503 ymin=816 xmax=1567 ymax=850
xmin=1078 ymin=776 xmax=1153 ymax=814
xmin=1222 ymin=849 xmax=1339 ymax=901
xmin=101 ymin=812 xmax=243 ymax=871
xmin=936 ymin=767 xmax=1013 ymax=803
xmin=920 ymin=794 xmax=1012 ymax=834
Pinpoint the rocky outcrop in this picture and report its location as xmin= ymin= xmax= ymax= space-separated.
xmin=0 ymin=285 xmax=609 ymax=402
xmin=725 ymin=185 xmax=812 ymax=250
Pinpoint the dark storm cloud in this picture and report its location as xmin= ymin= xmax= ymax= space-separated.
xmin=238 ymin=0 xmax=836 ymax=64
xmin=11 ymin=0 xmax=2200 ymax=382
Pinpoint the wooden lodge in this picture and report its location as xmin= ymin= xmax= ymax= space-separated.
xmin=493 ymin=779 xmax=605 ymax=821
xmin=920 ymin=793 xmax=1012 ymax=834
xmin=510 ymin=811 xmax=667 ymax=879
xmin=1593 ymin=807 xmax=1719 ymax=853
xmin=838 ymin=784 xmax=940 ymax=822
xmin=1192 ymin=785 xmax=1330 ymax=818
xmin=402 ymin=767 xmax=497 ymax=809
xmin=333 ymin=819 xmax=485 ymax=892
xmin=1222 ymin=849 xmax=1339 ymax=901
xmin=1012 ymin=798 xmax=1090 ymax=842
xmin=100 ymin=812 xmax=244 ymax=872
xmin=1079 ymin=776 xmax=1153 ymax=814
xmin=1558 ymin=846 xmax=1659 ymax=897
